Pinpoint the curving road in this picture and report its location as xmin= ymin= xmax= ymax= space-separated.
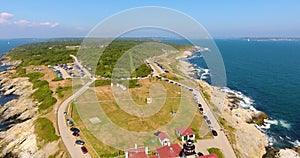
xmin=58 ymin=56 xmax=94 ymax=158
xmin=149 ymin=59 xmax=237 ymax=158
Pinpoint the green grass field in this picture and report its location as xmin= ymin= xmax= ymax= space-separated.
xmin=35 ymin=117 xmax=59 ymax=144
xmin=207 ymin=148 xmax=224 ymax=158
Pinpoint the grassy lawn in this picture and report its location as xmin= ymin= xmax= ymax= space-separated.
xmin=71 ymin=78 xmax=210 ymax=156
xmin=95 ymin=80 xmax=183 ymax=132
xmin=35 ymin=117 xmax=59 ymax=144
xmin=207 ymin=148 xmax=224 ymax=158
xmin=71 ymin=103 xmax=123 ymax=157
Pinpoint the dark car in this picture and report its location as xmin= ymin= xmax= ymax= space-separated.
xmin=198 ymin=104 xmax=202 ymax=108
xmin=70 ymin=127 xmax=80 ymax=133
xmin=203 ymin=115 xmax=208 ymax=120
xmin=206 ymin=120 xmax=212 ymax=125
xmin=211 ymin=130 xmax=218 ymax=136
xmin=68 ymin=121 xmax=74 ymax=127
xmin=199 ymin=108 xmax=204 ymax=112
xmin=81 ymin=146 xmax=88 ymax=154
xmin=72 ymin=132 xmax=79 ymax=137
xmin=75 ymin=140 xmax=85 ymax=145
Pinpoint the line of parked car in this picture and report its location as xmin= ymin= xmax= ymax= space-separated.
xmin=161 ymin=77 xmax=218 ymax=137
xmin=65 ymin=112 xmax=88 ymax=154
xmin=154 ymin=61 xmax=169 ymax=73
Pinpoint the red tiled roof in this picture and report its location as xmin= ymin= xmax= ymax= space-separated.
xmin=130 ymin=152 xmax=148 ymax=158
xmin=126 ymin=147 xmax=145 ymax=153
xmin=149 ymin=156 xmax=158 ymax=158
xmin=156 ymin=143 xmax=182 ymax=158
xmin=176 ymin=127 xmax=195 ymax=136
xmin=158 ymin=132 xmax=169 ymax=141
xmin=126 ymin=147 xmax=147 ymax=158
xmin=198 ymin=154 xmax=218 ymax=158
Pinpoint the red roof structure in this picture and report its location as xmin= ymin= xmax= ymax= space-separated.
xmin=158 ymin=132 xmax=169 ymax=141
xmin=198 ymin=154 xmax=218 ymax=158
xmin=156 ymin=143 xmax=182 ymax=158
xmin=125 ymin=147 xmax=148 ymax=158
xmin=176 ymin=127 xmax=195 ymax=136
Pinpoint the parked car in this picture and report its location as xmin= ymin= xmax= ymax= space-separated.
xmin=63 ymin=111 xmax=67 ymax=116
xmin=66 ymin=118 xmax=70 ymax=123
xmin=199 ymin=108 xmax=204 ymax=112
xmin=198 ymin=104 xmax=202 ymax=108
xmin=203 ymin=115 xmax=208 ymax=120
xmin=70 ymin=127 xmax=80 ymax=133
xmin=211 ymin=130 xmax=218 ymax=136
xmin=81 ymin=146 xmax=88 ymax=154
xmin=68 ymin=121 xmax=74 ymax=126
xmin=75 ymin=140 xmax=85 ymax=145
xmin=206 ymin=120 xmax=212 ymax=125
xmin=72 ymin=132 xmax=79 ymax=137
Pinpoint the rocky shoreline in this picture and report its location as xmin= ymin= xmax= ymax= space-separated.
xmin=0 ymin=69 xmax=39 ymax=157
xmin=177 ymin=49 xmax=300 ymax=158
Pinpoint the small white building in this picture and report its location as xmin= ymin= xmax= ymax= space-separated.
xmin=157 ymin=132 xmax=170 ymax=146
xmin=175 ymin=127 xmax=195 ymax=142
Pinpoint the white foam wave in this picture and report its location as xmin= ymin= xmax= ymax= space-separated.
xmin=264 ymin=119 xmax=279 ymax=125
xmin=266 ymin=135 xmax=277 ymax=146
xmin=279 ymin=120 xmax=291 ymax=129
xmin=221 ymin=87 xmax=255 ymax=109
xmin=291 ymin=140 xmax=300 ymax=147
xmin=196 ymin=68 xmax=210 ymax=80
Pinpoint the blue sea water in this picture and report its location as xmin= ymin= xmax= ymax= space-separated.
xmin=163 ymin=38 xmax=300 ymax=149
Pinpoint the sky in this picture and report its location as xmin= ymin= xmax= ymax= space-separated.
xmin=1 ymin=0 xmax=300 ymax=39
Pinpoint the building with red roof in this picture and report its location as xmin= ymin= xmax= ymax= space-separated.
xmin=157 ymin=132 xmax=170 ymax=146
xmin=156 ymin=143 xmax=182 ymax=158
xmin=175 ymin=127 xmax=195 ymax=142
xmin=125 ymin=145 xmax=149 ymax=158
xmin=198 ymin=154 xmax=218 ymax=158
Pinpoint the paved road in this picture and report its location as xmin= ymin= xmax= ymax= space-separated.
xmin=58 ymin=56 xmax=94 ymax=158
xmin=148 ymin=59 xmax=237 ymax=158
xmin=194 ymin=89 xmax=237 ymax=158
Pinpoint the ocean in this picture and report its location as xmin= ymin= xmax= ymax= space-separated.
xmin=1 ymin=38 xmax=300 ymax=148
xmin=163 ymin=38 xmax=300 ymax=149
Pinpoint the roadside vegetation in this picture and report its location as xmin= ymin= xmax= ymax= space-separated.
xmin=207 ymin=148 xmax=224 ymax=158
xmin=35 ymin=117 xmax=59 ymax=144
xmin=55 ymin=86 xmax=72 ymax=98
xmin=92 ymin=79 xmax=111 ymax=87
xmin=16 ymin=68 xmax=57 ymax=112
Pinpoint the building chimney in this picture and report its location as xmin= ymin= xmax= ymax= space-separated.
xmin=145 ymin=146 xmax=148 ymax=155
xmin=167 ymin=142 xmax=171 ymax=146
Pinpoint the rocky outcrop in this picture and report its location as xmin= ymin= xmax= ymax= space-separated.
xmin=0 ymin=55 xmax=22 ymax=69
xmin=0 ymin=71 xmax=39 ymax=158
xmin=279 ymin=148 xmax=300 ymax=158
xmin=198 ymin=80 xmax=268 ymax=158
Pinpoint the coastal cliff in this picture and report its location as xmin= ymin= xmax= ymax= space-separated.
xmin=0 ymin=71 xmax=39 ymax=157
xmin=197 ymin=80 xmax=268 ymax=158
xmin=0 ymin=65 xmax=64 ymax=157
